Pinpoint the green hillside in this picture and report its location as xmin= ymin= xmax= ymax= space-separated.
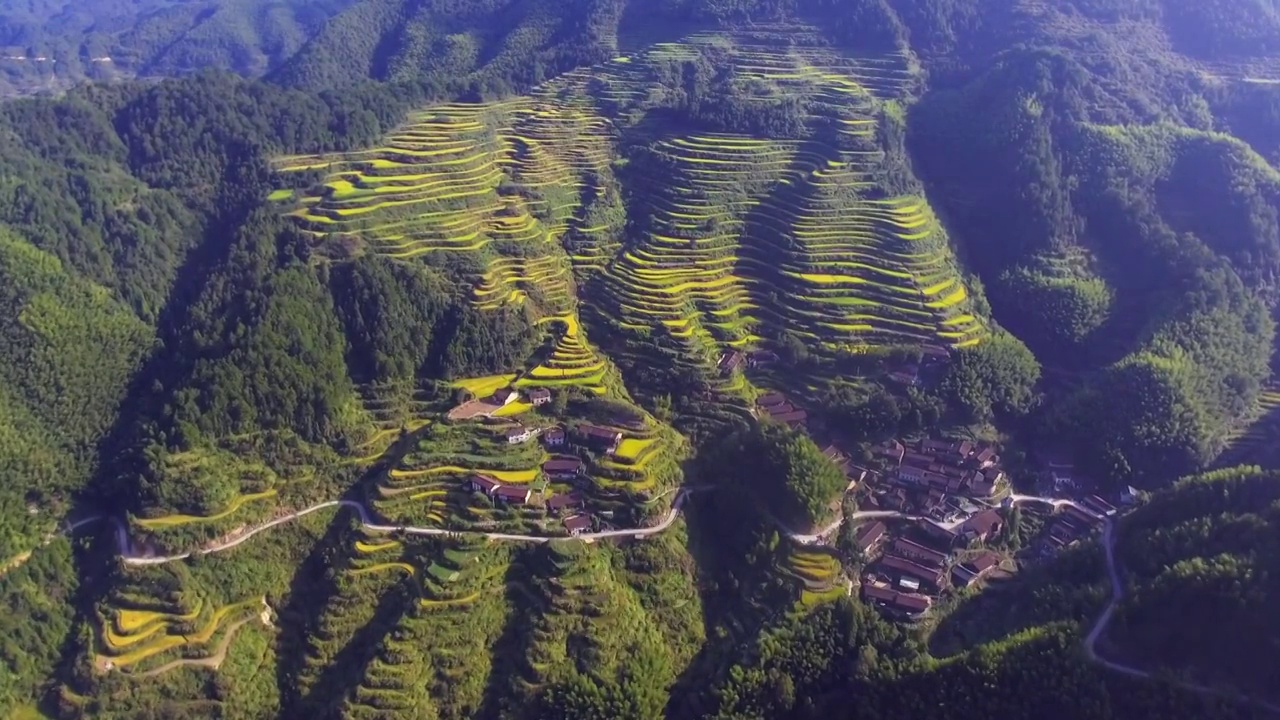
xmin=1 ymin=0 xmax=1280 ymax=718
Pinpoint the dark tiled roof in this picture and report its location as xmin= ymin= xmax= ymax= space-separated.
xmin=543 ymin=458 xmax=584 ymax=473
xmin=855 ymin=521 xmax=887 ymax=551
xmin=968 ymin=551 xmax=1001 ymax=572
xmin=563 ymin=514 xmax=592 ymax=532
xmin=577 ymin=424 xmax=620 ymax=440
xmin=891 ymin=538 xmax=947 ymax=567
xmin=770 ymin=410 xmax=808 ymax=424
xmin=546 ymin=493 xmax=583 ymax=511
xmin=756 ymin=392 xmax=787 ymax=408
xmin=863 ymin=584 xmax=930 ymax=613
xmin=964 ymin=509 xmax=1004 ymax=537
xmin=493 ymin=486 xmax=530 ymax=501
xmin=881 ymin=555 xmax=944 ymax=584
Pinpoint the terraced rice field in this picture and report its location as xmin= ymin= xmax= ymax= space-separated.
xmin=1219 ymin=383 xmax=1280 ymax=465
xmin=595 ymin=38 xmax=983 ymax=369
xmin=134 ymin=490 xmax=277 ymax=530
xmin=452 ymin=374 xmax=518 ymax=399
xmin=783 ymin=547 xmax=844 ymax=606
xmin=276 ymin=28 xmax=984 ymax=443
xmin=375 ymin=423 xmax=549 ymax=527
xmin=355 ymin=381 xmax=437 ymax=435
xmin=516 ymin=313 xmax=611 ymax=395
xmin=336 ymin=540 xmax=511 ymax=717
xmin=278 ymin=97 xmax=614 ymax=312
xmin=97 ymin=597 xmax=263 ymax=671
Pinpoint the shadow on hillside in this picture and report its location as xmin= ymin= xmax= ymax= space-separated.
xmin=664 ymin=481 xmax=790 ymax=718
xmin=295 ymin=582 xmax=410 ymax=718
xmin=274 ymin=506 xmax=363 ymax=715
xmin=476 ymin=547 xmax=543 ymax=718
xmin=927 ymin=541 xmax=1108 ymax=658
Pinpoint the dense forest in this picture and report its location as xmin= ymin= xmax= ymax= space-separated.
xmin=0 ymin=0 xmax=1279 ymax=717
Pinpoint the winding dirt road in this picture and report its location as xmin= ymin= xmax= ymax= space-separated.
xmin=1084 ymin=515 xmax=1280 ymax=714
xmin=114 ymin=488 xmax=702 ymax=566
xmin=37 ymin=486 xmax=1280 ymax=709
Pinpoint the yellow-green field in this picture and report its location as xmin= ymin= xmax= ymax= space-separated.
xmin=97 ymin=598 xmax=262 ymax=671
xmin=134 ymin=490 xmax=277 ymax=530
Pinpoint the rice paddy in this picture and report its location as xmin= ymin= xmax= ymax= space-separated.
xmin=268 ymin=26 xmax=981 ymax=528
xmin=134 ymin=490 xmax=278 ymax=530
xmin=778 ymin=545 xmax=846 ymax=607
xmin=516 ymin=313 xmax=611 ymax=396
xmin=96 ymin=597 xmax=264 ymax=672
xmin=275 ymin=27 xmax=983 ymax=382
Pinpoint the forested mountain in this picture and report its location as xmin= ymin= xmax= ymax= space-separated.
xmin=0 ymin=0 xmax=1278 ymax=718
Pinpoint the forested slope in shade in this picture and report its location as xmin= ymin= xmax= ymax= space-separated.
xmin=1107 ymin=467 xmax=1280 ymax=704
xmin=909 ymin=48 xmax=1280 ymax=490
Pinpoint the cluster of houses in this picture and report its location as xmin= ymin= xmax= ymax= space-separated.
xmin=854 ymin=517 xmax=1007 ymax=621
xmin=504 ymin=422 xmax=622 ymax=454
xmin=447 ymin=385 xmax=553 ymax=422
xmin=1031 ymin=493 xmax=1116 ymax=555
xmin=464 ymin=473 xmax=593 ymax=536
xmin=864 ymin=437 xmax=1005 ymax=522
xmin=459 ymin=421 xmax=633 ymax=537
xmin=491 ymin=387 xmax=553 ymax=408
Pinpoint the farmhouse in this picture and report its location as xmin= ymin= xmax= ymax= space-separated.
xmin=717 ymin=350 xmax=745 ymax=375
xmin=506 ymin=426 xmax=536 ymax=444
xmin=543 ymin=428 xmax=566 ymax=447
xmin=854 ymin=521 xmax=887 ymax=556
xmin=545 ymin=492 xmax=585 ymax=516
xmin=890 ymin=538 xmax=949 ymax=567
xmin=1064 ymin=504 xmax=1104 ymax=528
xmin=468 ymin=474 xmax=502 ymax=495
xmin=491 ymin=387 xmax=520 ymax=406
xmin=863 ymin=584 xmax=932 ymax=620
xmin=576 ymin=424 xmax=622 ymax=453
xmin=493 ymin=485 xmax=531 ymax=505
xmin=888 ymin=364 xmax=920 ymax=387
xmin=563 ymin=514 xmax=592 ymax=536
xmin=1083 ymin=495 xmax=1117 ymax=517
xmin=543 ymin=457 xmax=585 ymax=480
xmin=756 ymin=392 xmax=787 ymax=411
xmin=952 ymin=551 xmax=1002 ymax=587
xmin=529 ymin=388 xmax=552 ymax=406
xmin=959 ymin=510 xmax=1004 ymax=543
xmin=880 ymin=555 xmax=945 ymax=590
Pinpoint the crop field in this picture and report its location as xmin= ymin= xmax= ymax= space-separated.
xmin=330 ymin=538 xmax=513 ymax=717
xmin=96 ymin=596 xmax=263 ymax=672
xmin=1218 ymin=382 xmax=1280 ymax=466
xmin=782 ymin=546 xmax=844 ymax=607
xmin=374 ymin=422 xmax=548 ymax=527
xmin=275 ymin=28 xmax=979 ymax=379
xmin=268 ymin=26 xmax=981 ymax=516
xmin=134 ymin=490 xmax=277 ymax=530
xmin=516 ymin=313 xmax=611 ymax=396
xmin=277 ymin=97 xmax=614 ymax=314
xmin=355 ymin=380 xmax=439 ymax=435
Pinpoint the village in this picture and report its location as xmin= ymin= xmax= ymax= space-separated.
xmin=750 ymin=380 xmax=1134 ymax=624
xmin=435 ymin=381 xmax=664 ymax=540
